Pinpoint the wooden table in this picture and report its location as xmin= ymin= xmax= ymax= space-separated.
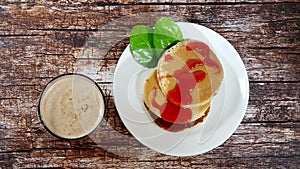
xmin=0 ymin=0 xmax=299 ymax=168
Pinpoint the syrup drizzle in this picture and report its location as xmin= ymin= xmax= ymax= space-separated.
xmin=145 ymin=102 xmax=210 ymax=132
xmin=151 ymin=88 xmax=192 ymax=123
xmin=165 ymin=54 xmax=174 ymax=62
xmin=186 ymin=41 xmax=221 ymax=74
xmin=167 ymin=59 xmax=206 ymax=106
xmin=151 ymin=59 xmax=206 ymax=123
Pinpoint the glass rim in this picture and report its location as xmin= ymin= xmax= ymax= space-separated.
xmin=37 ymin=73 xmax=106 ymax=140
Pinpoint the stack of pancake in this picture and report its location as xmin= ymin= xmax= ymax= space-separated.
xmin=143 ymin=40 xmax=224 ymax=132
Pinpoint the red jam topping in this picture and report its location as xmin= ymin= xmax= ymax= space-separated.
xmin=151 ymin=88 xmax=192 ymax=123
xmin=165 ymin=54 xmax=174 ymax=62
xmin=152 ymin=59 xmax=206 ymax=123
xmin=145 ymin=102 xmax=210 ymax=132
xmin=186 ymin=41 xmax=221 ymax=74
xmin=167 ymin=59 xmax=206 ymax=106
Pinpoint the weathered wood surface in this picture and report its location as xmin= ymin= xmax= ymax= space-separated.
xmin=0 ymin=1 xmax=299 ymax=168
xmin=0 ymin=0 xmax=299 ymax=6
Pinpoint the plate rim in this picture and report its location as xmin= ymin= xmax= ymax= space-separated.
xmin=113 ymin=22 xmax=249 ymax=156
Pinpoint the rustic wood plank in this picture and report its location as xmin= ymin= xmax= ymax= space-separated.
xmin=0 ymin=0 xmax=298 ymax=7
xmin=1 ymin=3 xmax=299 ymax=81
xmin=0 ymin=1 xmax=299 ymax=169
xmin=8 ymin=155 xmax=300 ymax=169
xmin=3 ymin=122 xmax=299 ymax=168
xmin=2 ymin=3 xmax=299 ymax=34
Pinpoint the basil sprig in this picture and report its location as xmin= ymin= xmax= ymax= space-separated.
xmin=129 ymin=17 xmax=183 ymax=68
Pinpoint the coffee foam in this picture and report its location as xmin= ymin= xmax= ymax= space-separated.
xmin=39 ymin=74 xmax=105 ymax=139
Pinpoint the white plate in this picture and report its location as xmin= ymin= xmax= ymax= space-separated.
xmin=113 ymin=22 xmax=249 ymax=156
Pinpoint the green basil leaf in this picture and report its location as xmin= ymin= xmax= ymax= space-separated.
xmin=129 ymin=25 xmax=158 ymax=68
xmin=153 ymin=17 xmax=183 ymax=57
xmin=129 ymin=17 xmax=183 ymax=68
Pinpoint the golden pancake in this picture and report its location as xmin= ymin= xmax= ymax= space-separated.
xmin=144 ymin=101 xmax=210 ymax=132
xmin=143 ymin=70 xmax=211 ymax=126
xmin=157 ymin=40 xmax=224 ymax=107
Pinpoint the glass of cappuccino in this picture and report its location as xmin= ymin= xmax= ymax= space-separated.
xmin=38 ymin=74 xmax=105 ymax=139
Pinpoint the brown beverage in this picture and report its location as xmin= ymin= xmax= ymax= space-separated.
xmin=38 ymin=74 xmax=105 ymax=139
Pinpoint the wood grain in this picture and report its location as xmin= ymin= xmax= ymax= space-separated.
xmin=0 ymin=1 xmax=299 ymax=168
xmin=1 ymin=0 xmax=299 ymax=6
